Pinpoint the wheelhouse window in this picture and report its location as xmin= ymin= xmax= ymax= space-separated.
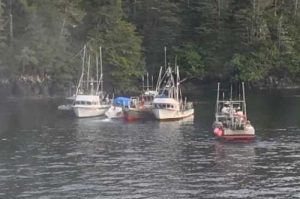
xmin=154 ymin=103 xmax=175 ymax=109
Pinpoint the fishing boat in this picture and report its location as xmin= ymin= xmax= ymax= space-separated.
xmin=123 ymin=96 xmax=154 ymax=122
xmin=122 ymin=72 xmax=159 ymax=122
xmin=152 ymin=66 xmax=194 ymax=120
xmin=142 ymin=72 xmax=158 ymax=109
xmin=105 ymin=97 xmax=130 ymax=119
xmin=212 ymin=82 xmax=255 ymax=140
xmin=72 ymin=45 xmax=110 ymax=118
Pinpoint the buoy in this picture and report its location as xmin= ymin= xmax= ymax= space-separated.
xmin=214 ymin=128 xmax=223 ymax=137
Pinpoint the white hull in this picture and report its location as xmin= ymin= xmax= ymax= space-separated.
xmin=73 ymin=105 xmax=110 ymax=118
xmin=224 ymin=124 xmax=255 ymax=136
xmin=105 ymin=106 xmax=123 ymax=119
xmin=58 ymin=104 xmax=73 ymax=111
xmin=152 ymin=108 xmax=194 ymax=120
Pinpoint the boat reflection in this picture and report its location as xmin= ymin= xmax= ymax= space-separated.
xmin=156 ymin=115 xmax=194 ymax=129
xmin=213 ymin=141 xmax=256 ymax=176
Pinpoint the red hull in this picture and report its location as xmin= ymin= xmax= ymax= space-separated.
xmin=217 ymin=134 xmax=256 ymax=141
xmin=123 ymin=110 xmax=144 ymax=122
xmin=124 ymin=115 xmax=141 ymax=122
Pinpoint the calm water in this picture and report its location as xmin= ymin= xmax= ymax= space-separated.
xmin=0 ymin=89 xmax=300 ymax=198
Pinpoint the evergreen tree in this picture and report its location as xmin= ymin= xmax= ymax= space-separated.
xmin=76 ymin=0 xmax=144 ymax=92
xmin=125 ymin=0 xmax=182 ymax=75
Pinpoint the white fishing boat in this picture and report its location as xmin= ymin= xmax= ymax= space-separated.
xmin=152 ymin=66 xmax=194 ymax=120
xmin=212 ymin=82 xmax=255 ymax=141
xmin=72 ymin=45 xmax=110 ymax=118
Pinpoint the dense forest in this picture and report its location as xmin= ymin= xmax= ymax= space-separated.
xmin=0 ymin=0 xmax=299 ymax=96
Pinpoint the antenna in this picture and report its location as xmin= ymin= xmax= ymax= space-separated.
xmin=96 ymin=53 xmax=99 ymax=92
xmin=164 ymin=46 xmax=167 ymax=70
xmin=242 ymin=82 xmax=247 ymax=119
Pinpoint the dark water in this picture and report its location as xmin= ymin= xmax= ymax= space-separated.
xmin=0 ymin=89 xmax=300 ymax=198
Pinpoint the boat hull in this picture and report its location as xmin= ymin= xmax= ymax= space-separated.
xmin=73 ymin=105 xmax=110 ymax=118
xmin=58 ymin=104 xmax=73 ymax=111
xmin=213 ymin=124 xmax=255 ymax=141
xmin=218 ymin=134 xmax=256 ymax=141
xmin=105 ymin=106 xmax=123 ymax=119
xmin=152 ymin=108 xmax=194 ymax=120
xmin=123 ymin=108 xmax=153 ymax=122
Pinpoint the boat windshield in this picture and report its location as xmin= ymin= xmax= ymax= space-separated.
xmin=75 ymin=100 xmax=98 ymax=105
xmin=154 ymin=103 xmax=174 ymax=109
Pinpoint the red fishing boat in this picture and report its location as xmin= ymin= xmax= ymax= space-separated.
xmin=123 ymin=96 xmax=154 ymax=122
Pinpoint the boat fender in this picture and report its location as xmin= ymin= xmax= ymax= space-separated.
xmin=214 ymin=127 xmax=223 ymax=137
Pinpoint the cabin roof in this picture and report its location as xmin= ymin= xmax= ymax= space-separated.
xmin=75 ymin=95 xmax=100 ymax=101
xmin=153 ymin=97 xmax=179 ymax=104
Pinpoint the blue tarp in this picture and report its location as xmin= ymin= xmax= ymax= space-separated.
xmin=113 ymin=97 xmax=130 ymax=107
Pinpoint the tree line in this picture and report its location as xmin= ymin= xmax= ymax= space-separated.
xmin=0 ymin=0 xmax=299 ymax=95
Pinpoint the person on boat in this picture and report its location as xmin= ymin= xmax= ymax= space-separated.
xmin=234 ymin=106 xmax=243 ymax=117
xmin=105 ymin=95 xmax=110 ymax=104
xmin=221 ymin=101 xmax=230 ymax=114
xmin=140 ymin=96 xmax=145 ymax=109
xmin=233 ymin=106 xmax=246 ymax=128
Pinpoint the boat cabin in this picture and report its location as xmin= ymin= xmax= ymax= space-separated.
xmin=153 ymin=98 xmax=179 ymax=110
xmin=74 ymin=95 xmax=101 ymax=106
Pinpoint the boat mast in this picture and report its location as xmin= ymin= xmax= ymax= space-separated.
xmin=87 ymin=54 xmax=90 ymax=91
xmin=151 ymin=75 xmax=154 ymax=90
xmin=176 ymin=65 xmax=179 ymax=102
xmin=142 ymin=75 xmax=144 ymax=92
xmin=99 ymin=46 xmax=103 ymax=95
xmin=242 ymin=82 xmax=247 ymax=119
xmin=75 ymin=45 xmax=86 ymax=96
xmin=216 ymin=82 xmax=220 ymax=121
xmin=164 ymin=46 xmax=167 ymax=70
xmin=146 ymin=72 xmax=149 ymax=91
xmin=96 ymin=53 xmax=99 ymax=93
xmin=156 ymin=66 xmax=162 ymax=92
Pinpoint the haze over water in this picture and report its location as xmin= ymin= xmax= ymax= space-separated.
xmin=0 ymin=89 xmax=300 ymax=198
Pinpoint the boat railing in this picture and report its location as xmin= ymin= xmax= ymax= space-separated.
xmin=216 ymin=112 xmax=246 ymax=130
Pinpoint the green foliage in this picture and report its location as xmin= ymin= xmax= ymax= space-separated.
xmin=1 ymin=0 xmax=300 ymax=94
xmin=176 ymin=44 xmax=205 ymax=78
xmin=77 ymin=0 xmax=144 ymax=92
xmin=124 ymin=0 xmax=182 ymax=74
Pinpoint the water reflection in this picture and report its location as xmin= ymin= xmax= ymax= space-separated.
xmin=213 ymin=141 xmax=256 ymax=175
xmin=0 ymin=92 xmax=300 ymax=198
